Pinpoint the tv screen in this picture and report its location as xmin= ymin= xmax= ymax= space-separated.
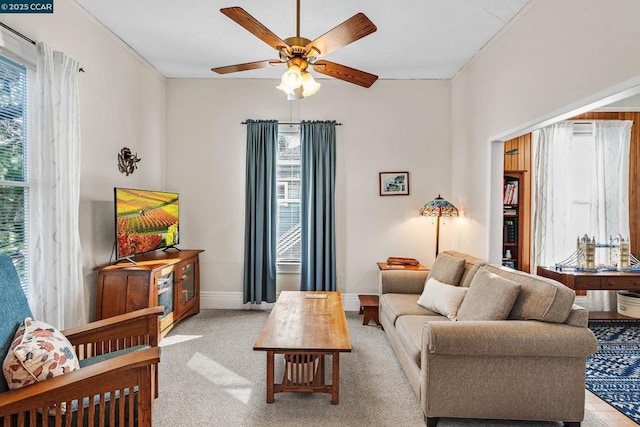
xmin=114 ymin=188 xmax=179 ymax=260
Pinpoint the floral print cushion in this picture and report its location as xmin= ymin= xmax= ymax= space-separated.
xmin=2 ymin=317 xmax=79 ymax=392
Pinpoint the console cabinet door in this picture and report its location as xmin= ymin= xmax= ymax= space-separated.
xmin=155 ymin=266 xmax=175 ymax=335
xmin=175 ymin=256 xmax=200 ymax=320
xmin=96 ymin=270 xmax=151 ymax=319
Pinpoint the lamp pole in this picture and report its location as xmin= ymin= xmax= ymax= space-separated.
xmin=435 ymin=215 xmax=441 ymax=257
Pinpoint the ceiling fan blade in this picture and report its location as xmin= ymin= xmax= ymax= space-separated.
xmin=313 ymin=60 xmax=378 ymax=88
xmin=211 ymin=60 xmax=282 ymax=74
xmin=305 ymin=13 xmax=376 ymax=57
xmin=221 ymin=7 xmax=290 ymax=51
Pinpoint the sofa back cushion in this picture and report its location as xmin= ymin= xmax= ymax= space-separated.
xmin=441 ymin=250 xmax=487 ymax=287
xmin=456 ymin=267 xmax=521 ymax=321
xmin=427 ymin=253 xmax=466 ymax=286
xmin=485 ymin=264 xmax=575 ymax=323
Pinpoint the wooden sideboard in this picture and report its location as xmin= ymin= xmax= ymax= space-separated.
xmin=536 ymin=266 xmax=640 ymax=292
xmin=537 ymin=266 xmax=640 ymax=319
xmin=95 ymin=249 xmax=204 ymax=337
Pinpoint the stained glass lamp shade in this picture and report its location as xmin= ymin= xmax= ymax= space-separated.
xmin=420 ymin=195 xmax=458 ymax=256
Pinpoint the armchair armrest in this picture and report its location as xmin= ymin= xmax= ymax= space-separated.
xmin=0 ymin=347 xmax=160 ymax=426
xmin=380 ymin=270 xmax=429 ymax=295
xmin=422 ymin=320 xmax=598 ymax=358
xmin=64 ymin=306 xmax=164 ymax=359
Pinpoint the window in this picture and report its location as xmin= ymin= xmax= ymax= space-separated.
xmin=276 ymin=127 xmax=301 ymax=266
xmin=0 ymin=52 xmax=33 ymax=293
xmin=566 ymin=125 xmax=595 ymax=245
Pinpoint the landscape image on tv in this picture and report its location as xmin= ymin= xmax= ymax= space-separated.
xmin=115 ymin=188 xmax=179 ymax=259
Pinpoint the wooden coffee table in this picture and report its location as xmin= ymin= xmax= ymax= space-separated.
xmin=253 ymin=291 xmax=352 ymax=404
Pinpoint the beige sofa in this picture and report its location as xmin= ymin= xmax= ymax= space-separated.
xmin=379 ymin=250 xmax=598 ymax=427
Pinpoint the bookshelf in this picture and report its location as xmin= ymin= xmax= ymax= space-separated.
xmin=503 ymin=174 xmax=521 ymax=270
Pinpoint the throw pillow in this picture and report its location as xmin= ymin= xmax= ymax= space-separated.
xmin=2 ymin=317 xmax=79 ymax=413
xmin=417 ymin=278 xmax=469 ymax=320
xmin=428 ymin=253 xmax=466 ymax=286
xmin=456 ymin=267 xmax=521 ymax=321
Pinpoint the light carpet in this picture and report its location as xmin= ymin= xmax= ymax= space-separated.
xmin=154 ymin=310 xmax=606 ymax=427
xmin=587 ymin=320 xmax=640 ymax=424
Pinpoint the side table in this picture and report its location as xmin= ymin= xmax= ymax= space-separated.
xmin=358 ymin=294 xmax=380 ymax=326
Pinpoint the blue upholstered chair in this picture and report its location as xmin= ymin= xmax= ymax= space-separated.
xmin=0 ymin=255 xmax=162 ymax=426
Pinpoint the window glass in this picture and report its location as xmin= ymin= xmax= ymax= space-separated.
xmin=0 ymin=54 xmax=30 ymax=291
xmin=276 ymin=129 xmax=301 ymax=263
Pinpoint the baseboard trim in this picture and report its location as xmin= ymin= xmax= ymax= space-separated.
xmin=200 ymin=291 xmax=363 ymax=311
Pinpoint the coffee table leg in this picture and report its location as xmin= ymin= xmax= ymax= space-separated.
xmin=266 ymin=351 xmax=274 ymax=403
xmin=331 ymin=352 xmax=339 ymax=404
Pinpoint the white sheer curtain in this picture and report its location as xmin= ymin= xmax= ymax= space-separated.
xmin=531 ymin=122 xmax=575 ymax=270
xmin=588 ymin=120 xmax=632 ymax=310
xmin=29 ymin=42 xmax=85 ymax=329
xmin=532 ymin=120 xmax=632 ymax=311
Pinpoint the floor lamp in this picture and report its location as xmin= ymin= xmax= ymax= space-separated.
xmin=420 ymin=195 xmax=458 ymax=257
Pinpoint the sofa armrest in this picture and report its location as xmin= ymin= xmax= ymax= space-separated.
xmin=422 ymin=320 xmax=598 ymax=358
xmin=63 ymin=306 xmax=163 ymax=359
xmin=379 ymin=270 xmax=429 ymax=295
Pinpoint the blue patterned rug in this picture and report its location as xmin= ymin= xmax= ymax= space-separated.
xmin=587 ymin=320 xmax=640 ymax=424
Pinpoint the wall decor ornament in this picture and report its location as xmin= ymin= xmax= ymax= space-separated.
xmin=117 ymin=147 xmax=141 ymax=176
xmin=379 ymin=171 xmax=409 ymax=196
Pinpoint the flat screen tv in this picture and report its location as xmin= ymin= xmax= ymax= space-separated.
xmin=114 ymin=187 xmax=179 ymax=261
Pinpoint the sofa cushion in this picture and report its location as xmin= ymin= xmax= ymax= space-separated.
xmin=427 ymin=253 xmax=466 ymax=286
xmin=417 ymin=278 xmax=468 ymax=320
xmin=485 ymin=264 xmax=575 ymax=323
xmin=456 ymin=267 xmax=521 ymax=321
xmin=442 ymin=251 xmax=488 ymax=287
xmin=381 ymin=293 xmax=441 ymax=326
xmin=395 ymin=315 xmax=450 ymax=368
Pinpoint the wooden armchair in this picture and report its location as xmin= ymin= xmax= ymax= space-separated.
xmin=0 ymin=255 xmax=162 ymax=426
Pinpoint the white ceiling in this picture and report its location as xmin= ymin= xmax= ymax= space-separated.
xmin=73 ymin=0 xmax=530 ymax=81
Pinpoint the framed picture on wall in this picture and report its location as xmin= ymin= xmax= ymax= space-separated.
xmin=379 ymin=171 xmax=410 ymax=196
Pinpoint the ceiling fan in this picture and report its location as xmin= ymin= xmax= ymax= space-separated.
xmin=211 ymin=0 xmax=378 ymax=99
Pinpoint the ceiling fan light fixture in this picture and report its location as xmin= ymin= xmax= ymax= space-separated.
xmin=278 ymin=65 xmax=303 ymax=90
xmin=301 ymin=71 xmax=320 ymax=97
xmin=287 ymin=86 xmax=304 ymax=100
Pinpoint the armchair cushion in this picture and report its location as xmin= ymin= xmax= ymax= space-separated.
xmin=3 ymin=317 xmax=79 ymax=391
xmin=0 ymin=255 xmax=33 ymax=393
xmin=78 ymin=345 xmax=150 ymax=368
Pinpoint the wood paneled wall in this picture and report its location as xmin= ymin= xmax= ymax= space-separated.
xmin=504 ymin=134 xmax=531 ymax=173
xmin=508 ymin=112 xmax=640 ymax=260
xmin=504 ymin=134 xmax=531 ymax=272
xmin=570 ymin=112 xmax=639 ymax=255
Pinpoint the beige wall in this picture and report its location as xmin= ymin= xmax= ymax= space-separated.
xmin=450 ymin=0 xmax=640 ymax=263
xmin=166 ymin=78 xmax=452 ymax=309
xmin=3 ymin=0 xmax=167 ymax=318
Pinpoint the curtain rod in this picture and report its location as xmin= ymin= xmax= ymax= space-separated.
xmin=0 ymin=22 xmax=34 ymax=45
xmin=0 ymin=22 xmax=85 ymax=72
xmin=241 ymin=121 xmax=342 ymax=125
